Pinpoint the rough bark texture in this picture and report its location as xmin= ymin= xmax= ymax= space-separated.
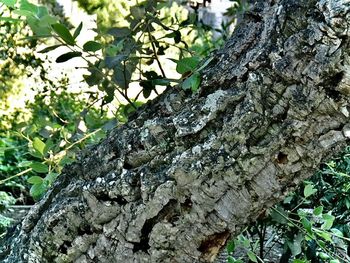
xmin=1 ymin=0 xmax=350 ymax=262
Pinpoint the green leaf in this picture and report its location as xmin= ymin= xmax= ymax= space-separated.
xmin=301 ymin=218 xmax=313 ymax=235
xmin=140 ymin=80 xmax=154 ymax=99
xmin=304 ymin=184 xmax=317 ymax=198
xmin=36 ymin=6 xmax=49 ymax=18
xmin=345 ymin=198 xmax=350 ymax=209
xmin=73 ymin=21 xmax=83 ymax=39
xmin=18 ymin=161 xmax=32 ymax=167
xmin=182 ymin=72 xmax=201 ymax=92
xmin=270 ymin=207 xmax=289 ymax=224
xmin=105 ymin=43 xmax=123 ymax=56
xmin=26 ymin=16 xmax=51 ymax=36
xmin=56 ymin=51 xmax=82 ymax=63
xmin=226 ymin=240 xmax=235 ymax=253
xmin=321 ymin=213 xmax=335 ymax=230
xmin=45 ymin=172 xmax=58 ymax=184
xmin=105 ymin=54 xmax=127 ymax=68
xmin=130 ymin=6 xmax=145 ymax=19
xmin=313 ymin=206 xmax=323 ymax=216
xmin=318 ymin=252 xmax=330 ymax=260
xmin=283 ymin=195 xmax=293 ymax=204
xmin=331 ymin=228 xmax=343 ymax=237
xmin=176 ymin=57 xmax=200 ymax=74
xmin=83 ymin=41 xmax=102 ymax=52
xmin=33 ymin=137 xmax=45 ymax=156
xmin=246 ymin=251 xmax=258 ymax=263
xmin=30 ymin=162 xmax=49 ymax=173
xmin=27 ymin=176 xmax=43 ymax=185
xmin=0 ymin=0 xmax=16 ymax=8
xmin=39 ymin=14 xmax=57 ymax=25
xmin=113 ymin=64 xmax=131 ymax=89
xmin=316 ymin=231 xmax=332 ymax=242
xmin=287 ymin=233 xmax=303 ymax=256
xmin=38 ymin=44 xmax=62 ymax=53
xmin=52 ymin=23 xmax=75 ymax=45
xmin=83 ymin=68 xmax=103 ymax=86
xmin=20 ymin=0 xmax=37 ymax=13
xmin=30 ymin=182 xmax=47 ymax=200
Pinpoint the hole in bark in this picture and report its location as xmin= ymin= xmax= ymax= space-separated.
xmin=77 ymin=224 xmax=94 ymax=236
xmin=246 ymin=12 xmax=262 ymax=23
xmin=324 ymin=72 xmax=343 ymax=101
xmin=58 ymin=240 xmax=71 ymax=254
xmin=138 ymin=144 xmax=145 ymax=150
xmin=94 ymin=191 xmax=128 ymax=205
xmin=240 ymin=72 xmax=248 ymax=82
xmin=276 ymin=152 xmax=288 ymax=164
xmin=123 ymin=162 xmax=133 ymax=169
xmin=115 ymin=195 xmax=128 ymax=205
xmin=181 ymin=198 xmax=193 ymax=211
xmin=132 ymin=199 xmax=178 ymax=253
xmin=94 ymin=192 xmax=110 ymax=202
xmin=198 ymin=230 xmax=231 ymax=261
xmin=279 ymin=108 xmax=288 ymax=122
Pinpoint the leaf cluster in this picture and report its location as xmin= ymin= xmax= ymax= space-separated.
xmin=228 ymin=148 xmax=350 ymax=262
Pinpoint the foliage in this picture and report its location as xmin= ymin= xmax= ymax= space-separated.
xmin=0 ymin=84 xmax=110 ymax=201
xmin=2 ymin=0 xmax=196 ymax=105
xmin=0 ymin=0 xmax=239 ymax=225
xmin=228 ymin=148 xmax=350 ymax=262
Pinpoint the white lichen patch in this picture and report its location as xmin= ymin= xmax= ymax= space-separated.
xmin=319 ymin=130 xmax=345 ymax=148
xmin=342 ymin=124 xmax=350 ymax=138
xmin=340 ymin=105 xmax=349 ymax=117
xmin=202 ymin=90 xmax=229 ymax=111
xmin=173 ymin=90 xmax=233 ymax=137
xmin=191 ymin=145 xmax=202 ymax=155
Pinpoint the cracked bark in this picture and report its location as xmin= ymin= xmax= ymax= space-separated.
xmin=1 ymin=0 xmax=350 ymax=262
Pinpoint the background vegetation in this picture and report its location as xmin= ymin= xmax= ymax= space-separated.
xmin=0 ymin=0 xmax=349 ymax=262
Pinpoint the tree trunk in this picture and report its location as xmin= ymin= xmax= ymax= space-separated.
xmin=1 ymin=0 xmax=350 ymax=262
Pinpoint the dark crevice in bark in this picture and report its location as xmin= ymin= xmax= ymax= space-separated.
xmin=323 ymin=71 xmax=344 ymax=101
xmin=180 ymin=198 xmax=193 ymax=213
xmin=198 ymin=230 xmax=231 ymax=260
xmin=58 ymin=240 xmax=71 ymax=254
xmin=132 ymin=199 xmax=178 ymax=253
xmin=77 ymin=224 xmax=94 ymax=236
xmin=123 ymin=162 xmax=134 ymax=169
xmin=93 ymin=191 xmax=128 ymax=205
xmin=276 ymin=152 xmax=288 ymax=164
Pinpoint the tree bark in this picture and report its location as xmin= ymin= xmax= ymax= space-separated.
xmin=1 ymin=0 xmax=350 ymax=262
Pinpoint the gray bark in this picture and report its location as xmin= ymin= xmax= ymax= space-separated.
xmin=1 ymin=0 xmax=350 ymax=262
